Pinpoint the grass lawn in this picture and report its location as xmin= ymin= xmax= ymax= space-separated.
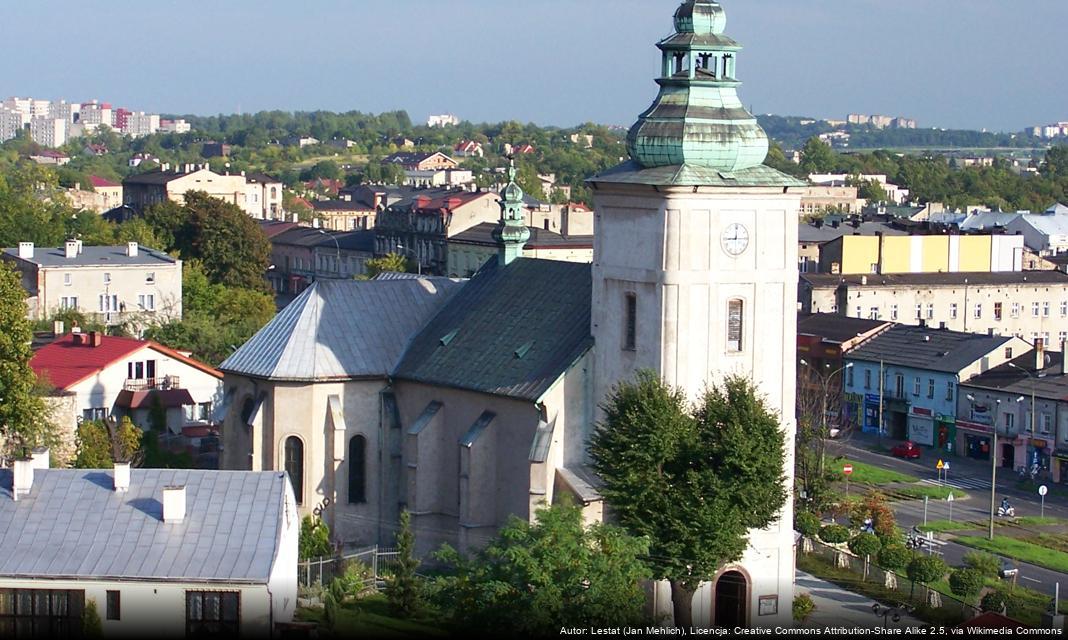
xmin=894 ymin=486 xmax=970 ymax=501
xmin=828 ymin=457 xmax=919 ymax=485
xmin=954 ymin=535 xmax=1068 ymax=574
xmin=1011 ymin=516 xmax=1068 ymax=527
xmin=297 ymin=594 xmax=447 ymax=638
xmin=918 ymin=519 xmax=981 ymax=533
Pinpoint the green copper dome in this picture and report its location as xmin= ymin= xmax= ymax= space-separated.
xmin=674 ymin=0 xmax=726 ymax=35
xmin=627 ymin=0 xmax=769 ymax=172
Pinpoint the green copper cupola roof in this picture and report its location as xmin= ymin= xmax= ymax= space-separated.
xmin=626 ymin=0 xmax=769 ymax=172
xmin=492 ymin=160 xmax=530 ymax=266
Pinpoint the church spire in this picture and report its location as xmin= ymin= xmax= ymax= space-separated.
xmin=493 ymin=158 xmax=530 ymax=267
xmin=626 ymin=0 xmax=769 ymax=172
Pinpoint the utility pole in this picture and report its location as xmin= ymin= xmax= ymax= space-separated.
xmin=989 ymin=399 xmax=1001 ymax=542
xmin=878 ymin=360 xmax=885 ymax=445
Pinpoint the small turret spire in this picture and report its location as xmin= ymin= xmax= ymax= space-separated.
xmin=493 ymin=157 xmax=530 ymax=266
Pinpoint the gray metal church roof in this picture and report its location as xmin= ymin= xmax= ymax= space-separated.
xmin=219 ymin=278 xmax=463 ymax=381
xmin=0 ymin=469 xmax=289 ymax=583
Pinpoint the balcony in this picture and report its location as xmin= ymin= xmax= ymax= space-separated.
xmin=123 ymin=375 xmax=181 ymax=392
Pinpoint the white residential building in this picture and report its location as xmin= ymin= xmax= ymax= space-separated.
xmin=49 ymin=100 xmax=80 ymax=124
xmin=0 ymin=463 xmax=297 ymax=638
xmin=808 ymin=173 xmax=910 ymax=205
xmin=124 ymin=111 xmax=160 ymax=138
xmin=159 ymin=118 xmax=190 ymax=134
xmin=427 ymin=114 xmax=460 ymax=127
xmin=0 ymin=108 xmax=25 ymax=142
xmin=0 ymin=241 xmax=182 ymax=328
xmin=29 ymin=116 xmax=67 ymax=147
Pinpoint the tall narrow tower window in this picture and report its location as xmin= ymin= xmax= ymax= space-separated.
xmin=727 ymin=299 xmax=744 ymax=352
xmin=284 ymin=436 xmax=304 ymax=505
xmin=348 ymin=435 xmax=366 ymax=504
xmin=624 ymin=293 xmax=638 ymax=351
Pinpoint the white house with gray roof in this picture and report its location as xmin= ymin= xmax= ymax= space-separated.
xmin=0 ymin=456 xmax=297 ymax=638
xmin=0 ymin=241 xmax=181 ymax=329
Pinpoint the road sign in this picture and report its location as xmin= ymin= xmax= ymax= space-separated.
xmin=843 ymin=464 xmax=854 ymax=476
xmin=943 ymin=462 xmax=950 ymax=471
xmin=947 ymin=492 xmax=955 ymax=502
xmin=1040 ymin=485 xmax=1049 ymax=497
xmin=937 ymin=459 xmax=945 ymax=470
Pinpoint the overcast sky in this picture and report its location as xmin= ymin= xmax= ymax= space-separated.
xmin=3 ymin=0 xmax=1066 ymax=132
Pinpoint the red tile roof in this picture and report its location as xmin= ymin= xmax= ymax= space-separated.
xmin=88 ymin=175 xmax=120 ymax=188
xmin=31 ymin=333 xmax=222 ymax=391
xmin=413 ymin=191 xmax=492 ymax=211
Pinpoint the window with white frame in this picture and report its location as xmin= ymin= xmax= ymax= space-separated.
xmin=925 ymin=303 xmax=934 ymax=320
xmin=146 ymin=272 xmax=155 ymax=284
xmin=1043 ymin=302 xmax=1051 ymax=317
xmin=913 ymin=377 xmax=921 ymax=396
xmin=59 ymin=296 xmax=77 ymax=310
xmin=1062 ymin=301 xmax=1068 ymax=317
xmin=1042 ymin=413 xmax=1053 ymax=434
xmin=946 ymin=381 xmax=955 ymax=402
xmin=1033 ymin=302 xmax=1041 ymax=317
xmin=98 ymin=294 xmax=118 ymax=312
xmin=1012 ymin=302 xmax=1021 ymax=318
xmin=950 ymin=303 xmax=958 ymax=319
xmin=915 ymin=304 xmax=922 ymax=319
xmin=974 ymin=304 xmax=982 ymax=319
xmin=890 ymin=305 xmax=898 ymax=321
xmin=138 ymin=294 xmax=155 ymax=311
xmin=927 ymin=378 xmax=935 ymax=399
xmin=103 ymin=272 xmax=111 ymax=284
xmin=869 ymin=307 xmax=880 ymax=320
xmin=63 ymin=273 xmax=71 ymax=286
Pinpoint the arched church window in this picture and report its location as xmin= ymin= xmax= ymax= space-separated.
xmin=349 ymin=435 xmax=366 ymax=504
xmin=284 ymin=436 xmax=304 ymax=505
xmin=727 ymin=299 xmax=744 ymax=352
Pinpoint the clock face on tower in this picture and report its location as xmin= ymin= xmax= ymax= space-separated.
xmin=721 ymin=223 xmax=750 ymax=257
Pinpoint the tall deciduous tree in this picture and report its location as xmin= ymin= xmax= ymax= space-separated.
xmin=427 ymin=499 xmax=649 ymax=635
xmin=799 ymin=137 xmax=836 ymax=175
xmin=589 ymin=371 xmax=788 ymax=628
xmin=0 ymin=263 xmax=53 ymax=457
xmin=73 ymin=417 xmax=143 ymax=468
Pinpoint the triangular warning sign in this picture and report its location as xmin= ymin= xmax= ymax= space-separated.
xmin=937 ymin=459 xmax=945 ymax=470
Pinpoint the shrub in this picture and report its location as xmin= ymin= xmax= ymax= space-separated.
xmin=949 ymin=568 xmax=985 ymax=604
xmin=795 ymin=512 xmax=821 ymax=538
xmin=818 ymin=524 xmax=850 ymax=545
xmin=793 ymin=593 xmax=816 ymax=623
xmin=963 ymin=551 xmax=1001 ymax=578
xmin=980 ymin=590 xmax=1008 ymax=614
xmin=299 ymin=515 xmax=332 ymax=560
xmin=907 ymin=556 xmax=948 ymax=586
xmin=876 ymin=544 xmax=911 ymax=571
xmin=849 ymin=491 xmax=897 ymax=538
xmin=82 ymin=600 xmax=103 ymax=639
xmin=848 ymin=532 xmax=882 ymax=558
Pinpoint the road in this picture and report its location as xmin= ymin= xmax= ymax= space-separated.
xmin=828 ymin=437 xmax=1068 ymax=599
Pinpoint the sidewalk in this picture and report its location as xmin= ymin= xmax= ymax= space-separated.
xmin=795 ymin=571 xmax=925 ymax=629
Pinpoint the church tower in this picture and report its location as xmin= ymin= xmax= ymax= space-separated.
xmin=588 ymin=0 xmax=805 ymax=627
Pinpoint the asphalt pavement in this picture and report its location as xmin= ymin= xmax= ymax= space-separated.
xmin=827 ymin=434 xmax=1068 ymax=598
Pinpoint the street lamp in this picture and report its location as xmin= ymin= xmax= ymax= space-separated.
xmin=967 ymin=393 xmax=1024 ymax=540
xmin=1009 ymin=362 xmax=1048 ymax=477
xmin=396 ymin=244 xmax=422 ymax=276
xmin=318 ymin=229 xmax=342 ymax=278
xmin=800 ymin=359 xmax=854 ymax=477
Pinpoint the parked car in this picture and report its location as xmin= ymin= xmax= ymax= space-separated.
xmin=891 ymin=441 xmax=922 ymax=459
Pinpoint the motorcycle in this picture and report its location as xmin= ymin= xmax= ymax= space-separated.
xmin=997 ymin=505 xmax=1016 ymax=517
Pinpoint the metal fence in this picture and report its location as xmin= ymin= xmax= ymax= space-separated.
xmin=800 ymin=537 xmax=981 ymax=622
xmin=298 ymin=545 xmax=399 ymax=589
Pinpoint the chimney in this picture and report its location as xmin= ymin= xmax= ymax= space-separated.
xmin=30 ymin=447 xmax=49 ymax=470
xmin=75 ymin=239 xmax=83 ymax=255
xmin=53 ymin=319 xmax=64 ymax=336
xmin=17 ymin=242 xmax=33 ymax=259
xmin=1036 ymin=338 xmax=1046 ymax=370
xmin=113 ymin=462 xmax=130 ymax=493
xmin=162 ymin=485 xmax=186 ymax=522
xmin=12 ymin=458 xmax=34 ymax=500
xmin=126 ymin=242 xmax=138 ymax=257
xmin=65 ymin=240 xmax=78 ymax=259
xmin=87 ymin=330 xmax=102 ymax=347
xmin=161 ymin=163 xmax=170 ymax=172
xmin=861 ymin=275 xmax=868 ymax=286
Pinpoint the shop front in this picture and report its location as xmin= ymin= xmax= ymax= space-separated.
xmin=956 ymin=420 xmax=992 ymax=462
xmin=1028 ymin=439 xmax=1052 ymax=476
xmin=1055 ymin=452 xmax=1068 ymax=485
xmin=862 ymin=394 xmax=881 ymax=435
xmin=936 ymin=416 xmax=955 ymax=455
xmin=908 ymin=408 xmax=934 ymax=447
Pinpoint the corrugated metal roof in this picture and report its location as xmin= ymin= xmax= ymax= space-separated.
xmin=0 ymin=469 xmax=288 ymax=582
xmin=589 ymin=160 xmax=806 ymax=188
xmin=846 ymin=324 xmax=1014 ymax=374
xmin=393 ymin=258 xmax=593 ymax=401
xmin=219 ymin=278 xmax=463 ymax=381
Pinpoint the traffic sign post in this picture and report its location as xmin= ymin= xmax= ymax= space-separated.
xmin=943 ymin=461 xmax=950 ymax=488
xmin=947 ymin=492 xmax=955 ymax=523
xmin=1040 ymin=485 xmax=1048 ymax=519
xmin=937 ymin=459 xmax=945 ymax=486
xmin=844 ymin=464 xmax=853 ymax=497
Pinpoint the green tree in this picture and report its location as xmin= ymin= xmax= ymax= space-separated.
xmin=299 ymin=515 xmax=332 ymax=560
xmin=906 ymin=556 xmax=947 ymax=601
xmin=980 ymin=589 xmax=1008 ymax=614
xmin=589 ymin=371 xmax=788 ymax=627
xmin=876 ymin=544 xmax=911 ymax=573
xmin=949 ymin=567 xmax=985 ymax=605
xmin=848 ymin=532 xmax=882 ymax=580
xmin=818 ymin=524 xmax=850 ymax=545
xmin=799 ymin=137 xmax=836 ymax=175
xmin=82 ymin=599 xmax=103 ymax=639
xmin=795 ymin=512 xmax=821 ymax=539
xmin=962 ymin=551 xmax=1001 ymax=579
xmin=0 ymin=263 xmax=53 ymax=456
xmin=73 ymin=417 xmax=143 ymax=468
xmin=426 ymin=499 xmax=649 ymax=635
xmin=1040 ymin=145 xmax=1068 ymax=180
xmin=363 ymin=253 xmax=413 ymax=279
xmin=386 ymin=510 xmax=421 ymax=617
xmin=792 ymin=593 xmax=816 ymax=623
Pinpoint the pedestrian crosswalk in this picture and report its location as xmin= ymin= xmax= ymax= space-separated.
xmin=921 ymin=477 xmax=991 ymax=491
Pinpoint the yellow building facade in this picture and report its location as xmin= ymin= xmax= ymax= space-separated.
xmin=820 ymin=234 xmax=1024 ymax=275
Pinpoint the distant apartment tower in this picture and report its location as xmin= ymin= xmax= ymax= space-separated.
xmin=160 ymin=119 xmax=191 ymax=134
xmin=49 ymin=100 xmax=80 ymax=124
xmin=30 ymin=117 xmax=67 ymax=148
xmin=847 ymin=113 xmax=916 ymax=129
xmin=124 ymin=112 xmax=160 ymax=138
xmin=1031 ymin=123 xmax=1068 ymax=139
xmin=0 ymin=108 xmax=23 ymax=142
xmin=427 ymin=113 xmax=460 ymax=128
xmin=4 ymin=97 xmax=51 ymax=119
xmin=78 ymin=101 xmax=113 ymax=133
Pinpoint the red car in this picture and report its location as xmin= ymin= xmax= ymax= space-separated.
xmin=891 ymin=441 xmax=922 ymax=459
